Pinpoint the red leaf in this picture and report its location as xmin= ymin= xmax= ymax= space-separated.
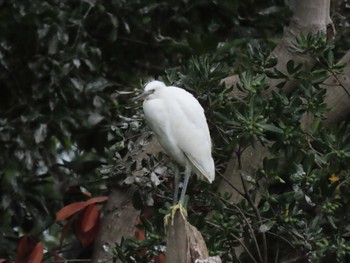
xmin=15 ymin=236 xmax=36 ymax=263
xmin=85 ymin=196 xmax=108 ymax=205
xmin=56 ymin=201 xmax=88 ymax=221
xmin=56 ymin=197 xmax=108 ymax=222
xmin=134 ymin=216 xmax=145 ymax=241
xmin=75 ymin=212 xmax=100 ymax=248
xmin=83 ymin=220 xmax=100 ymax=247
xmin=82 ymin=190 xmax=92 ymax=197
xmin=81 ymin=204 xmax=100 ymax=232
xmin=134 ymin=227 xmax=145 ymax=241
xmin=0 ymin=259 xmax=7 ymax=263
xmin=141 ymin=207 xmax=151 ymax=218
xmin=28 ymin=242 xmax=44 ymax=263
xmin=154 ymin=253 xmax=166 ymax=263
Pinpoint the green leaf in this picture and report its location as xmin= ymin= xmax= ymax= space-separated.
xmin=240 ymin=171 xmax=256 ymax=184
xmin=286 ymin=60 xmax=295 ymax=75
xmin=273 ymin=68 xmax=288 ymax=78
xmin=312 ymin=73 xmax=329 ymax=84
xmin=275 ymin=176 xmax=286 ymax=183
xmin=258 ymin=123 xmax=283 ymax=134
xmin=139 ymin=215 xmax=154 ymax=232
xmin=265 ymin=58 xmax=278 ymax=68
xmin=327 ymin=215 xmax=337 ymax=229
xmin=259 ymin=220 xmax=275 ymax=233
xmin=303 ymin=152 xmax=315 ymax=175
xmin=327 ymin=50 xmax=334 ymax=66
xmin=276 ymin=80 xmax=287 ymax=89
xmin=272 ymin=90 xmax=289 ymax=105
xmin=261 ymin=202 xmax=271 ymax=212
xmin=265 ymin=70 xmax=279 ymax=78
xmin=311 ymin=117 xmax=321 ymax=134
xmin=132 ymin=190 xmax=143 ymax=210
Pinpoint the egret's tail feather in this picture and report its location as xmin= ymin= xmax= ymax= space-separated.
xmin=184 ymin=153 xmax=213 ymax=183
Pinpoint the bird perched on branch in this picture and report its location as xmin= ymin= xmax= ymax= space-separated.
xmin=134 ymin=80 xmax=215 ymax=222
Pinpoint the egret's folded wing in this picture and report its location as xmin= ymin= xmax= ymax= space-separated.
xmin=184 ymin=152 xmax=213 ymax=183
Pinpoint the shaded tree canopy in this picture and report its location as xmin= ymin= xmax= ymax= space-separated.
xmin=1 ymin=0 xmax=350 ymax=262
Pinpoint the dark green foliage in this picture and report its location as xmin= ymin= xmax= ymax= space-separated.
xmin=1 ymin=0 xmax=350 ymax=262
xmin=0 ymin=0 xmax=289 ymax=259
xmin=116 ymin=30 xmax=350 ymax=263
xmin=184 ymin=33 xmax=350 ymax=262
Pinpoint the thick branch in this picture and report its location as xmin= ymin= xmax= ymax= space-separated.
xmin=166 ymin=211 xmax=222 ymax=263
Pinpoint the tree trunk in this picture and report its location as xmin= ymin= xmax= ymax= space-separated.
xmin=92 ymin=187 xmax=139 ymax=262
xmin=219 ymin=0 xmax=335 ymax=201
xmin=92 ymin=136 xmax=162 ymax=262
xmin=223 ymin=0 xmax=333 ymax=96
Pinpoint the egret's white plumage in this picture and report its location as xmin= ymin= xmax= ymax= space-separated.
xmin=135 ymin=80 xmax=215 ymax=203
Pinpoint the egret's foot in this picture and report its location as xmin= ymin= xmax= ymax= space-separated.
xmin=164 ymin=203 xmax=188 ymax=226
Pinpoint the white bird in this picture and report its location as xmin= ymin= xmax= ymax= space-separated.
xmin=134 ymin=80 xmax=215 ymax=206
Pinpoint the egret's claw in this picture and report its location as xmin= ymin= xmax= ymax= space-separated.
xmin=164 ymin=203 xmax=188 ymax=226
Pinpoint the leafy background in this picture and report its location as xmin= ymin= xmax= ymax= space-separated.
xmin=1 ymin=0 xmax=350 ymax=262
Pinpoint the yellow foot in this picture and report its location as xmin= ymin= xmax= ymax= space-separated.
xmin=164 ymin=203 xmax=188 ymax=226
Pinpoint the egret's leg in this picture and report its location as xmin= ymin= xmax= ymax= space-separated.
xmin=164 ymin=164 xmax=190 ymax=226
xmin=173 ymin=165 xmax=180 ymax=204
xmin=179 ymin=162 xmax=191 ymax=204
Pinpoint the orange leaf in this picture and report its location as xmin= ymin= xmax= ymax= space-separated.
xmin=85 ymin=196 xmax=109 ymax=205
xmin=56 ymin=201 xmax=88 ymax=221
xmin=81 ymin=204 xmax=100 ymax=232
xmin=28 ymin=242 xmax=44 ymax=263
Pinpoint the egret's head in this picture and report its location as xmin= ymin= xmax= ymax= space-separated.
xmin=133 ymin=80 xmax=166 ymax=101
xmin=144 ymin=80 xmax=166 ymax=92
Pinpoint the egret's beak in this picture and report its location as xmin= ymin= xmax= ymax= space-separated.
xmin=132 ymin=90 xmax=152 ymax=101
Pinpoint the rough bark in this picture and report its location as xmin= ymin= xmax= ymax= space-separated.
xmin=322 ymin=50 xmax=350 ymax=125
xmin=92 ymin=187 xmax=139 ymax=262
xmin=219 ymin=143 xmax=268 ymax=202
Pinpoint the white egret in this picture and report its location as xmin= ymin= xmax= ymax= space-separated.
xmin=134 ymin=80 xmax=215 ymax=212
